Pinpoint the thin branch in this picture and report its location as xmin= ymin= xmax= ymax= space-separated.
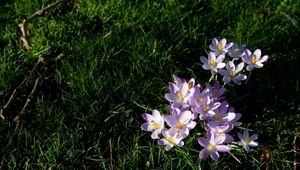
xmin=0 ymin=54 xmax=63 ymax=119
xmin=19 ymin=0 xmax=65 ymax=50
xmin=7 ymin=78 xmax=40 ymax=146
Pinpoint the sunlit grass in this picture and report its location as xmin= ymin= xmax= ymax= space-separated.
xmin=0 ymin=0 xmax=299 ymax=169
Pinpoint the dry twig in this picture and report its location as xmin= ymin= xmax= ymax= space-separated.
xmin=19 ymin=0 xmax=65 ymax=50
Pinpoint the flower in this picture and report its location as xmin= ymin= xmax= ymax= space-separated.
xmin=228 ymin=43 xmax=246 ymax=59
xmin=205 ymin=124 xmax=234 ymax=143
xmin=193 ymin=95 xmax=221 ymax=120
xmin=163 ymin=110 xmax=196 ymax=137
xmin=237 ymin=130 xmax=258 ymax=152
xmin=198 ymin=133 xmax=231 ymax=160
xmin=158 ymin=129 xmax=184 ymax=151
xmin=200 ymin=52 xmax=226 ymax=74
xmin=165 ymin=78 xmax=195 ymax=109
xmin=209 ymin=38 xmax=233 ymax=55
xmin=141 ymin=109 xmax=164 ymax=139
xmin=242 ymin=49 xmax=268 ymax=71
xmin=219 ymin=61 xmax=247 ymax=85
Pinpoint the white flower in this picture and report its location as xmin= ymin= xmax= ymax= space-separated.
xmin=200 ymin=52 xmax=226 ymax=74
xmin=219 ymin=61 xmax=247 ymax=85
xmin=141 ymin=110 xmax=164 ymax=139
xmin=209 ymin=38 xmax=233 ymax=55
xmin=158 ymin=129 xmax=184 ymax=151
xmin=237 ymin=130 xmax=258 ymax=152
xmin=242 ymin=49 xmax=268 ymax=71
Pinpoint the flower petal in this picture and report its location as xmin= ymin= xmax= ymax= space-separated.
xmin=199 ymin=149 xmax=209 ymax=158
xmin=217 ymin=145 xmax=231 ymax=152
xmin=253 ymin=49 xmax=261 ymax=60
xmin=210 ymin=151 xmax=220 ymax=160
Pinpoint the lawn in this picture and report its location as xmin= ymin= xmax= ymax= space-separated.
xmin=0 ymin=0 xmax=300 ymax=169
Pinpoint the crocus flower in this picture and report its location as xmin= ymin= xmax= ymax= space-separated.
xmin=228 ymin=43 xmax=246 ymax=59
xmin=205 ymin=124 xmax=234 ymax=143
xmin=237 ymin=130 xmax=258 ymax=152
xmin=207 ymin=101 xmax=229 ymax=126
xmin=205 ymin=82 xmax=226 ymax=102
xmin=194 ymin=95 xmax=220 ymax=120
xmin=198 ymin=133 xmax=231 ymax=160
xmin=141 ymin=109 xmax=164 ymax=139
xmin=242 ymin=49 xmax=268 ymax=71
xmin=163 ymin=110 xmax=196 ymax=137
xmin=200 ymin=52 xmax=226 ymax=74
xmin=219 ymin=61 xmax=247 ymax=85
xmin=158 ymin=129 xmax=184 ymax=151
xmin=165 ymin=80 xmax=194 ymax=110
xmin=209 ymin=38 xmax=233 ymax=55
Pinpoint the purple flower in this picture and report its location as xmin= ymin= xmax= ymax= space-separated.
xmin=205 ymin=82 xmax=226 ymax=101
xmin=219 ymin=61 xmax=247 ymax=85
xmin=198 ymin=133 xmax=231 ymax=160
xmin=194 ymin=95 xmax=221 ymax=120
xmin=205 ymin=124 xmax=234 ymax=143
xmin=158 ymin=129 xmax=184 ymax=151
xmin=208 ymin=101 xmax=229 ymax=126
xmin=242 ymin=49 xmax=268 ymax=71
xmin=200 ymin=52 xmax=226 ymax=74
xmin=141 ymin=110 xmax=165 ymax=139
xmin=209 ymin=38 xmax=233 ymax=55
xmin=165 ymin=78 xmax=195 ymax=109
xmin=228 ymin=43 xmax=246 ymax=59
xmin=163 ymin=110 xmax=196 ymax=137
xmin=237 ymin=130 xmax=258 ymax=152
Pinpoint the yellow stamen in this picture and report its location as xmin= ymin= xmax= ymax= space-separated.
xmin=251 ymin=55 xmax=257 ymax=63
xmin=188 ymin=82 xmax=191 ymax=89
xmin=203 ymin=106 xmax=209 ymax=112
xmin=244 ymin=137 xmax=251 ymax=144
xmin=177 ymin=92 xmax=184 ymax=100
xmin=210 ymin=59 xmax=216 ymax=66
xmin=213 ymin=114 xmax=222 ymax=121
xmin=207 ymin=144 xmax=217 ymax=151
xmin=230 ymin=71 xmax=237 ymax=77
xmin=217 ymin=43 xmax=223 ymax=51
xmin=234 ymin=48 xmax=239 ymax=55
xmin=176 ymin=121 xmax=184 ymax=129
xmin=167 ymin=136 xmax=174 ymax=143
xmin=216 ymin=131 xmax=224 ymax=135
xmin=213 ymin=90 xmax=218 ymax=97
xmin=199 ymin=97 xmax=204 ymax=102
xmin=173 ymin=80 xmax=177 ymax=84
xmin=151 ymin=122 xmax=161 ymax=129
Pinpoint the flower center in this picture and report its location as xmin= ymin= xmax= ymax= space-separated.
xmin=203 ymin=106 xmax=210 ymax=112
xmin=234 ymin=48 xmax=239 ymax=55
xmin=213 ymin=114 xmax=222 ymax=121
xmin=217 ymin=43 xmax=223 ymax=51
xmin=207 ymin=144 xmax=217 ymax=151
xmin=244 ymin=137 xmax=251 ymax=144
xmin=176 ymin=121 xmax=184 ymax=129
xmin=151 ymin=122 xmax=161 ymax=129
xmin=216 ymin=131 xmax=224 ymax=135
xmin=251 ymin=55 xmax=257 ymax=63
xmin=199 ymin=97 xmax=204 ymax=102
xmin=230 ymin=71 xmax=237 ymax=77
xmin=210 ymin=59 xmax=216 ymax=66
xmin=213 ymin=90 xmax=218 ymax=97
xmin=177 ymin=92 xmax=184 ymax=100
xmin=167 ymin=136 xmax=174 ymax=143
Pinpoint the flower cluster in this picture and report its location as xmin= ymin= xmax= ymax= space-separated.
xmin=141 ymin=37 xmax=264 ymax=160
xmin=201 ymin=38 xmax=268 ymax=85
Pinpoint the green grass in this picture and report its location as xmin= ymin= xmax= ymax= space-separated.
xmin=0 ymin=0 xmax=300 ymax=169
